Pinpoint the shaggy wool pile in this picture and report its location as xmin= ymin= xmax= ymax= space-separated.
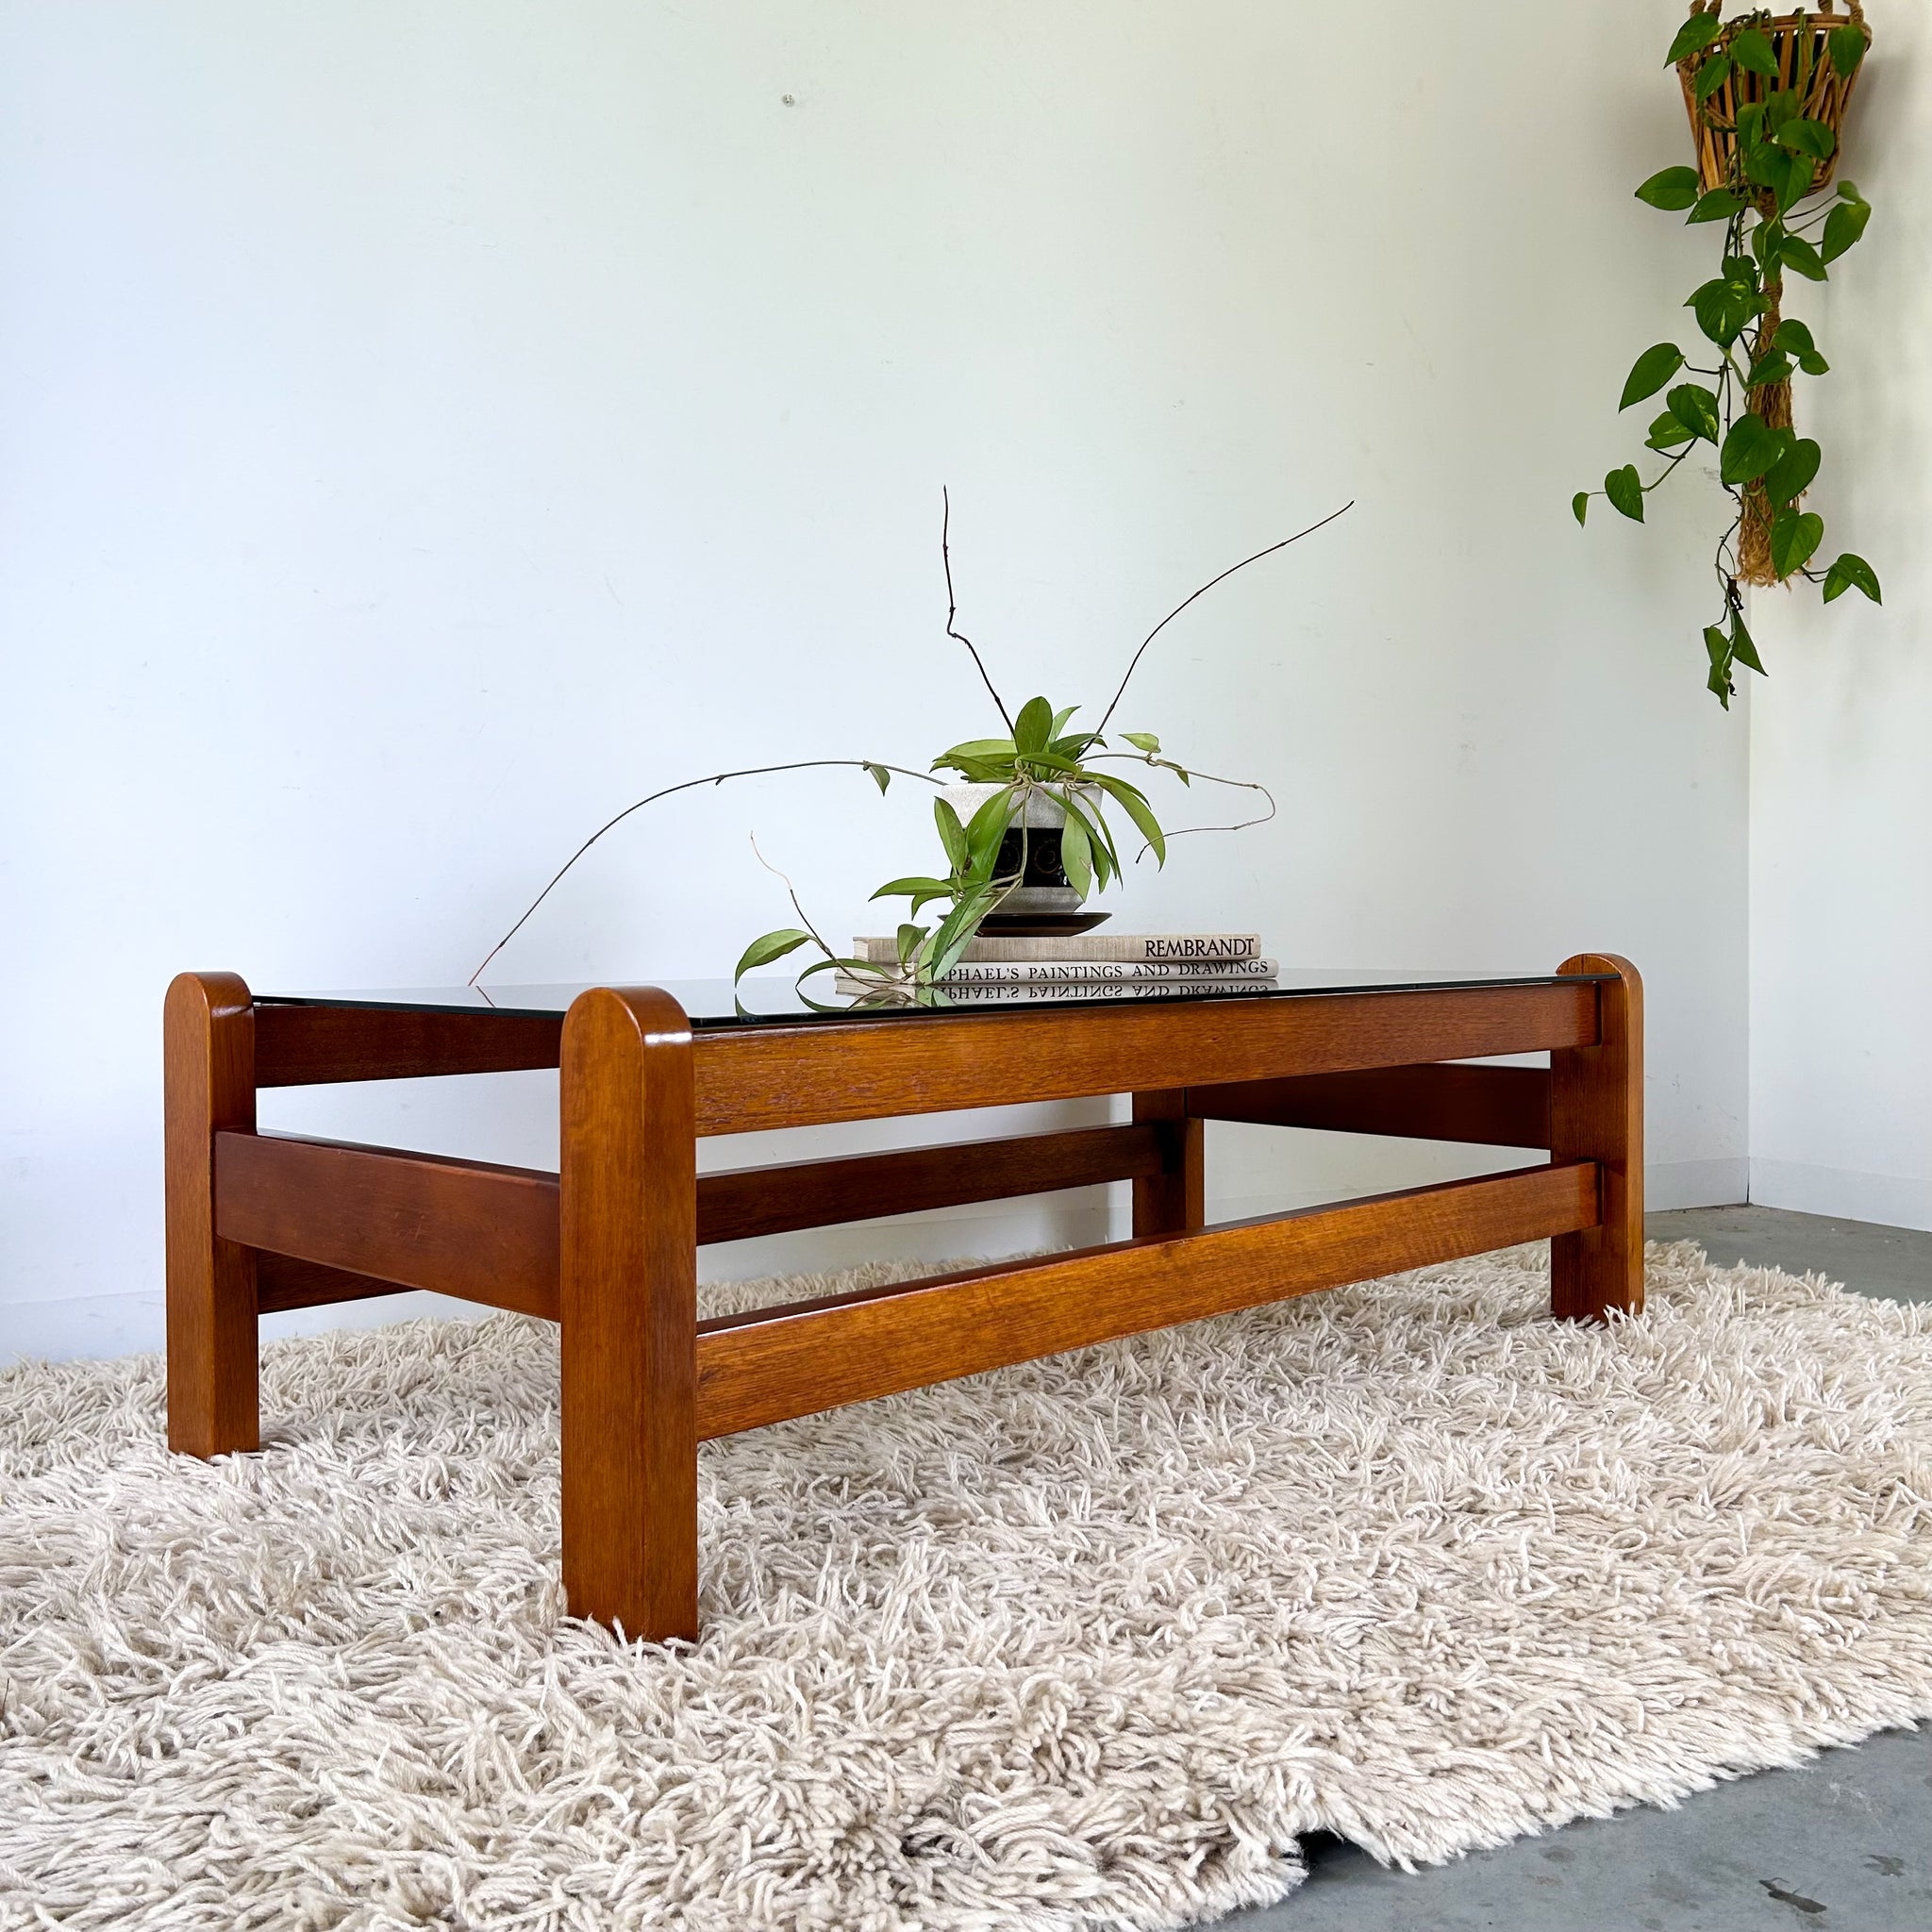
xmin=2 ymin=1241 xmax=1930 ymax=1931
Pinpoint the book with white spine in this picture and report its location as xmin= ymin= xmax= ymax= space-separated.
xmin=849 ymin=932 xmax=1262 ymax=965
xmin=840 ymin=956 xmax=1278 ymax=989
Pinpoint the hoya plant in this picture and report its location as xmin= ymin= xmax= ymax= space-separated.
xmin=469 ymin=496 xmax=1349 ymax=999
xmin=1576 ymin=3 xmax=1879 ymax=705
xmin=735 ymin=495 xmax=1350 ymax=1001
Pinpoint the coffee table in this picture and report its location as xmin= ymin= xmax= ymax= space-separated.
xmin=164 ymin=957 xmax=1641 ymax=1641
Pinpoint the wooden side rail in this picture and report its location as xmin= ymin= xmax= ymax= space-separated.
xmin=699 ymin=1120 xmax=1165 ymax=1244
xmin=691 ymin=982 xmax=1598 ymax=1134
xmin=254 ymin=1003 xmax=564 ymax=1088
xmin=217 ymin=1133 xmax=560 ymax=1319
xmin=693 ymin=1159 xmax=1600 ymax=1439
xmin=217 ymin=1122 xmax=1169 ymax=1314
xmin=1188 ymin=1063 xmax=1551 ymax=1147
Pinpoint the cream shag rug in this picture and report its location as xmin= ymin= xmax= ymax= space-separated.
xmin=2 ymin=1242 xmax=1930 ymax=1930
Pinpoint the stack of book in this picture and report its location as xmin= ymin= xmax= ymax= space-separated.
xmin=840 ymin=932 xmax=1276 ymax=992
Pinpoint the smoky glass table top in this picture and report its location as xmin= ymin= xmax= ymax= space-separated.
xmin=255 ymin=968 xmax=1612 ymax=1033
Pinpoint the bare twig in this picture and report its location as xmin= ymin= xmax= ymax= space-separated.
xmin=941 ymin=487 xmax=1017 ymax=736
xmin=746 ymin=833 xmax=838 ymax=961
xmin=1096 ymin=501 xmax=1354 ymax=734
xmin=466 ymin=758 xmax=940 ymax=986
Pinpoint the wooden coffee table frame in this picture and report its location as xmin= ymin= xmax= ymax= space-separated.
xmin=164 ymin=955 xmax=1641 ymax=1641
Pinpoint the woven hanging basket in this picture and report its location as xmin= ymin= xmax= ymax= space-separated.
xmin=1672 ymin=2 xmax=1873 ymax=585
xmin=1676 ymin=1 xmax=1871 ymax=195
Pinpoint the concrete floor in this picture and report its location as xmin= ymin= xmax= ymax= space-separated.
xmin=1223 ymin=1204 xmax=1932 ymax=1931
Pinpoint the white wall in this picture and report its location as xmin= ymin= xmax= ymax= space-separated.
xmin=1750 ymin=11 xmax=1932 ymax=1231
xmin=2 ymin=2 xmax=1750 ymax=1362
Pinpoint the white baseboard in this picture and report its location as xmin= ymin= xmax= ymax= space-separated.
xmin=1750 ymin=1158 xmax=1932 ymax=1234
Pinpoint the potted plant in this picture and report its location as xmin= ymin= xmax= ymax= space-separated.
xmin=469 ymin=495 xmax=1350 ymax=996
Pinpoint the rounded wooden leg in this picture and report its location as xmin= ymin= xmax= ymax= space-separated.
xmin=164 ymin=971 xmax=260 ymax=1456
xmin=1550 ymin=954 xmax=1644 ymax=1322
xmin=560 ymin=986 xmax=699 ymax=1640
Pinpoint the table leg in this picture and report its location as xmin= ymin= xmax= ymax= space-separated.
xmin=1550 ymin=953 xmax=1644 ymax=1321
xmin=560 ymin=987 xmax=699 ymax=1641
xmin=1131 ymin=1089 xmax=1205 ymax=1237
xmin=164 ymin=972 xmax=260 ymax=1456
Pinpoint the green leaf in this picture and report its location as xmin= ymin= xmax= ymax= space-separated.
xmin=862 ymin=761 xmax=891 ymax=794
xmin=1776 ymin=233 xmax=1828 ymax=281
xmin=1058 ymin=792 xmax=1118 ymax=890
xmin=1666 ymin=382 xmax=1721 ymax=443
xmin=1058 ymin=810 xmax=1092 ymax=898
xmin=733 ymin=927 xmax=814 ymax=983
xmin=1048 ymin=705 xmax=1078 ymax=739
xmin=870 ymin=874 xmax=954 ymax=916
xmin=1089 ymin=775 xmax=1166 ymax=866
xmin=1746 ymin=350 xmax=1794 ymax=389
xmin=1692 ymin=51 xmax=1732 ymax=102
xmin=1121 ymin=730 xmax=1160 ymax=753
xmin=1762 ymin=90 xmax=1800 ymax=135
xmin=1829 ymin=24 xmax=1868 ymax=78
xmin=1729 ymin=610 xmax=1765 ymax=676
xmin=1720 ymin=413 xmax=1781 ymax=487
xmin=1738 ymin=102 xmax=1766 ymax=149
xmin=1774 ymin=149 xmax=1814 ymax=214
xmin=1665 ymin=13 xmax=1723 ymax=65
xmin=1646 ymin=410 xmax=1694 ymax=452
xmin=965 ymin=788 xmax=1016 ymax=873
xmin=1821 ymin=197 xmax=1871 ymax=263
xmin=1688 ymin=188 xmax=1746 ymax=225
xmin=895 ymin=922 xmax=927 ymax=966
xmin=1014 ymin=746 xmax=1082 ymax=775
xmin=925 ymin=887 xmax=999 ymax=980
xmin=932 ymin=797 xmax=969 ymax=872
xmin=1761 ymin=437 xmax=1821 ymax=506
xmin=1620 ymin=342 xmax=1686 ymax=410
xmin=1604 ymin=464 xmax=1644 ymax=522
xmin=1703 ymin=625 xmax=1735 ymax=708
xmin=1770 ymin=508 xmax=1824 ymax=577
xmin=1731 ymin=27 xmax=1777 ymax=78
xmin=1635 ymin=166 xmax=1701 ymax=211
xmin=1689 ymin=276 xmax=1757 ymax=346
xmin=1774 ymin=318 xmax=1829 ymax=375
xmin=1572 ymin=491 xmax=1589 ymax=527
xmin=1822 ymin=552 xmax=1881 ymax=604
xmin=1776 ymin=117 xmax=1837 ymax=161
xmin=937 ymin=738 xmax=1015 ymax=763
xmin=1012 ymin=695 xmax=1053 ymax=756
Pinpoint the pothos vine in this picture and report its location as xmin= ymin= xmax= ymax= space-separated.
xmin=1575 ymin=2 xmax=1880 ymax=706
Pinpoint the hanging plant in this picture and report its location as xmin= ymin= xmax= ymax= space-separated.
xmin=1575 ymin=2 xmax=1880 ymax=706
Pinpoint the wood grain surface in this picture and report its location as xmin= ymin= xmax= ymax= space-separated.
xmin=690 ymin=982 xmax=1597 ymax=1135
xmin=695 ymin=1159 xmax=1599 ymax=1439
xmin=1188 ymin=1062 xmax=1552 ymax=1147
xmin=164 ymin=973 xmax=261 ymax=1457
xmin=1550 ymin=955 xmax=1644 ymax=1321
xmin=559 ymin=988 xmax=699 ymax=1641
